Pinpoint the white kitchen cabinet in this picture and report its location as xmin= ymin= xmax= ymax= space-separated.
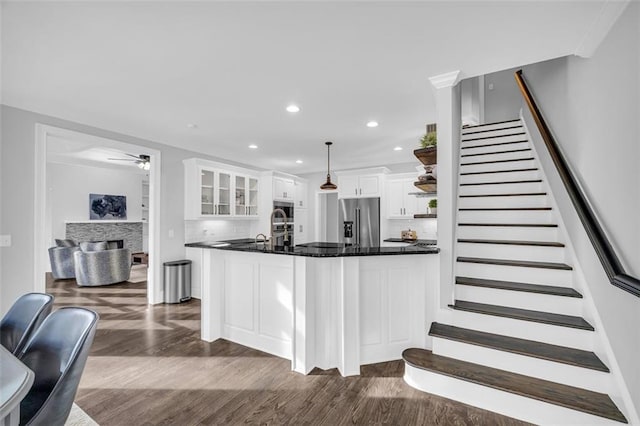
xmin=184 ymin=158 xmax=260 ymax=219
xmin=338 ymin=174 xmax=382 ymax=199
xmin=274 ymin=177 xmax=294 ymax=201
xmin=295 ymin=208 xmax=309 ymax=244
xmin=387 ymin=178 xmax=425 ymax=219
xmin=294 ymin=180 xmax=308 ymax=209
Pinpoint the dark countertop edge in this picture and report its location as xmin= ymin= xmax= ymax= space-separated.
xmin=383 ymin=238 xmax=437 ymax=244
xmin=185 ymin=242 xmax=439 ymax=257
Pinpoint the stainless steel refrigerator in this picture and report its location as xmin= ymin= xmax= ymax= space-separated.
xmin=338 ymin=197 xmax=380 ymax=247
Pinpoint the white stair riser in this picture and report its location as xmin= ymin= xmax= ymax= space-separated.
xmin=457 ymin=225 xmax=558 ymax=241
xmin=461 ymin=134 xmax=527 ymax=145
xmin=461 ymin=125 xmax=524 ymax=138
xmin=459 ymin=181 xmax=543 ymax=195
xmin=462 ymin=121 xmax=522 ymax=133
xmin=458 ymin=194 xmax=548 ymax=208
xmin=455 ymin=285 xmax=581 ymax=316
xmin=461 ymin=150 xmax=534 ymax=164
xmin=456 ymin=242 xmax=565 ymax=262
xmin=461 ymin=141 xmax=530 ymax=155
xmin=457 ymin=209 xmax=553 ymax=223
xmin=460 ymin=159 xmax=536 ymax=174
xmin=460 ymin=170 xmax=540 ymax=184
xmin=404 ymin=366 xmax=619 ymax=425
xmin=431 ymin=338 xmax=612 ymax=394
xmin=456 ymin=262 xmax=573 ymax=286
xmin=449 ymin=309 xmax=594 ymax=350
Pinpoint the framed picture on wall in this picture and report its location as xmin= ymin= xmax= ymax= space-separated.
xmin=89 ymin=194 xmax=127 ymax=220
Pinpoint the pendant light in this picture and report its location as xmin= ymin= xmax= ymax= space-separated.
xmin=320 ymin=141 xmax=337 ymax=190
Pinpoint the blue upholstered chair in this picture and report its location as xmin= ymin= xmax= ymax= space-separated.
xmin=18 ymin=307 xmax=98 ymax=426
xmin=0 ymin=293 xmax=54 ymax=355
xmin=74 ymin=247 xmax=132 ymax=286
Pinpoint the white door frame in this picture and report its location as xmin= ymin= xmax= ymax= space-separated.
xmin=34 ymin=124 xmax=163 ymax=304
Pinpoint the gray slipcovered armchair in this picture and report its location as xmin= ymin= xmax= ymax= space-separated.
xmin=48 ymin=246 xmax=81 ymax=279
xmin=74 ymin=248 xmax=132 ymax=286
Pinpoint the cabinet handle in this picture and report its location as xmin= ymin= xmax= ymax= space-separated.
xmin=359 ymin=188 xmax=362 ymax=195
xmin=355 ymin=188 xmax=357 ymax=195
xmin=299 ymin=225 xmax=303 ymax=232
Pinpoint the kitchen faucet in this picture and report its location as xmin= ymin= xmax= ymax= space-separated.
xmin=255 ymin=233 xmax=268 ymax=245
xmin=270 ymin=208 xmax=289 ymax=248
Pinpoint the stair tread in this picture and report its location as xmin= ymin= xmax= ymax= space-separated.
xmin=459 ymin=207 xmax=551 ymax=211
xmin=429 ymin=322 xmax=607 ymax=371
xmin=402 ymin=348 xmax=625 ymax=422
xmin=455 ymin=276 xmax=580 ymax=297
xmin=461 ymin=124 xmax=523 ymax=136
xmin=459 ymin=223 xmax=558 ymax=227
xmin=462 ymin=119 xmax=521 ymax=130
xmin=457 ymin=256 xmax=572 ymax=270
xmin=457 ymin=239 xmax=564 ymax=247
xmin=459 ymin=192 xmax=546 ymax=198
xmin=461 ymin=157 xmax=535 ymax=166
xmin=461 ymin=148 xmax=532 ymax=158
xmin=461 ymin=168 xmax=537 ymax=176
xmin=461 ymin=179 xmax=542 ymax=186
xmin=462 ymin=132 xmax=526 ymax=142
xmin=461 ymin=139 xmax=529 ymax=150
xmin=450 ymin=300 xmax=594 ymax=330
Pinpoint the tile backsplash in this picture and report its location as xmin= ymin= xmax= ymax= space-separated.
xmin=185 ymin=220 xmax=252 ymax=243
xmin=386 ymin=218 xmax=437 ymax=241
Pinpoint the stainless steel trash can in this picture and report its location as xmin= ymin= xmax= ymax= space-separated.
xmin=163 ymin=260 xmax=192 ymax=303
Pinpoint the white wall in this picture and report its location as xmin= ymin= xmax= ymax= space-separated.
xmin=47 ymin=162 xmax=143 ymax=244
xmin=0 ymin=105 xmax=256 ymax=314
xmin=519 ymin=3 xmax=639 ymax=414
xmin=484 ymin=66 xmax=522 ymax=123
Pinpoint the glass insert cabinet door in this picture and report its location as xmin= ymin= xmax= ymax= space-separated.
xmin=235 ymin=175 xmax=247 ymax=215
xmin=200 ymin=170 xmax=215 ymax=215
xmin=248 ymin=178 xmax=259 ymax=216
xmin=217 ymin=172 xmax=231 ymax=215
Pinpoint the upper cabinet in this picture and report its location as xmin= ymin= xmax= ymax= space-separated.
xmin=294 ymin=180 xmax=308 ymax=209
xmin=273 ymin=177 xmax=294 ymax=201
xmin=387 ymin=177 xmax=426 ymax=219
xmin=184 ymin=159 xmax=259 ymax=220
xmin=337 ymin=168 xmax=388 ymax=199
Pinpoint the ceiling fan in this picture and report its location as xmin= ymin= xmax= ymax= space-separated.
xmin=107 ymin=153 xmax=151 ymax=170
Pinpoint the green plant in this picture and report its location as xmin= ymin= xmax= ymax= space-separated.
xmin=428 ymin=198 xmax=437 ymax=208
xmin=420 ymin=131 xmax=437 ymax=148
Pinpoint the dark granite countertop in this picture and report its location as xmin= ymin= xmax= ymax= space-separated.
xmin=185 ymin=240 xmax=439 ymax=257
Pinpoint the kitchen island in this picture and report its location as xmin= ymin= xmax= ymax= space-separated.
xmin=185 ymin=240 xmax=439 ymax=376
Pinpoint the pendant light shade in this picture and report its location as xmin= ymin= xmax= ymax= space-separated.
xmin=320 ymin=141 xmax=337 ymax=190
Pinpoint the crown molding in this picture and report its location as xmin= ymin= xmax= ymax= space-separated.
xmin=428 ymin=70 xmax=461 ymax=89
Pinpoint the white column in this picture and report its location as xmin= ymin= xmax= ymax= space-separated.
xmin=428 ymin=71 xmax=462 ymax=309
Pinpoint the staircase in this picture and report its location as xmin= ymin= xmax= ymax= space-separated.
xmin=402 ymin=119 xmax=629 ymax=424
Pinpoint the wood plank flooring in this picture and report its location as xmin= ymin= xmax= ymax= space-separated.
xmin=47 ymin=275 xmax=530 ymax=425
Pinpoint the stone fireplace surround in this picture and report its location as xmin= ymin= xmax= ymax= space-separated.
xmin=66 ymin=221 xmax=143 ymax=252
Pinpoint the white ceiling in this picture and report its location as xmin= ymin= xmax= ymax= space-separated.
xmin=2 ymin=1 xmax=607 ymax=173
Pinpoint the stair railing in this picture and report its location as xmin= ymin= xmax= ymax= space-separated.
xmin=514 ymin=69 xmax=640 ymax=298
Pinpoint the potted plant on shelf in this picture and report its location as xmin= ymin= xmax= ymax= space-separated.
xmin=414 ymin=131 xmax=437 ymax=165
xmin=428 ymin=198 xmax=437 ymax=215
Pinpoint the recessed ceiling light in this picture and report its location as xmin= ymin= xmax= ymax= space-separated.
xmin=248 ymin=144 xmax=258 ymax=149
xmin=296 ymin=160 xmax=303 ymax=164
xmin=186 ymin=123 xmax=198 ymax=129
xmin=286 ymin=104 xmax=300 ymax=113
xmin=393 ymin=146 xmax=403 ymax=151
xmin=366 ymin=121 xmax=379 ymax=128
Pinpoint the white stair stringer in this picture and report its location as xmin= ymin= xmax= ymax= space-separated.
xmin=404 ymin=118 xmax=633 ymax=424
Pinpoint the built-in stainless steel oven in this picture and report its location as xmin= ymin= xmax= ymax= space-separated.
xmin=273 ymin=201 xmax=294 ymax=246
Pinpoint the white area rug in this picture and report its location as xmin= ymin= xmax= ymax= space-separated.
xmin=65 ymin=403 xmax=99 ymax=426
xmin=128 ymin=264 xmax=148 ymax=283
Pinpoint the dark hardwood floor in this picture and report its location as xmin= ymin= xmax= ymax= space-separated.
xmin=47 ymin=275 xmax=530 ymax=425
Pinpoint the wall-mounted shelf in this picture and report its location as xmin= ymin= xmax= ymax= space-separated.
xmin=414 ymin=147 xmax=437 ymax=166
xmin=413 ymin=213 xmax=437 ymax=219
xmin=414 ymin=182 xmax=436 ymax=193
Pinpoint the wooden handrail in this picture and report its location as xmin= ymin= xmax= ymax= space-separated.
xmin=514 ymin=70 xmax=640 ymax=297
